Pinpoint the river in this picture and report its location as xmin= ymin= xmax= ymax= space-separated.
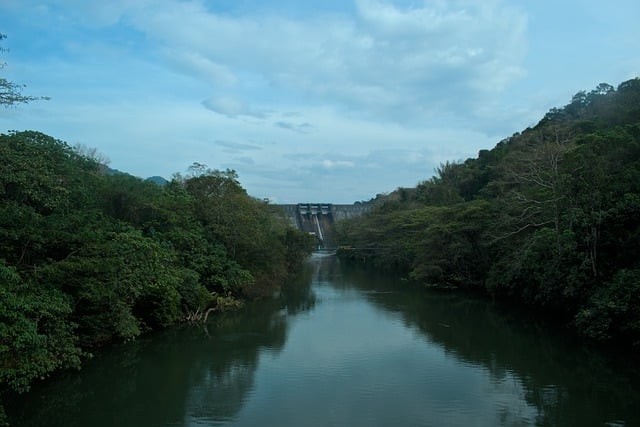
xmin=9 ymin=252 xmax=640 ymax=426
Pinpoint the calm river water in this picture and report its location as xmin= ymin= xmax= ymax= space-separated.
xmin=9 ymin=253 xmax=640 ymax=426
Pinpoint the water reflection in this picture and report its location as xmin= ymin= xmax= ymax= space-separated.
xmin=277 ymin=253 xmax=318 ymax=316
xmin=10 ymin=293 xmax=291 ymax=427
xmin=337 ymin=259 xmax=640 ymax=426
xmin=10 ymin=253 xmax=640 ymax=426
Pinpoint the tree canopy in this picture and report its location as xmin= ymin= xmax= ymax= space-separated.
xmin=0 ymin=131 xmax=314 ymax=423
xmin=337 ymin=78 xmax=640 ymax=349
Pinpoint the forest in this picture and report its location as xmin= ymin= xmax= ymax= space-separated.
xmin=0 ymin=131 xmax=314 ymax=422
xmin=336 ymin=78 xmax=640 ymax=349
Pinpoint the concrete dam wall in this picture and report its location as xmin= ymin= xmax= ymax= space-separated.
xmin=278 ymin=203 xmax=371 ymax=249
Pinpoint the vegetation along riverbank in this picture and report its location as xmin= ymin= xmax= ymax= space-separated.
xmin=2 ymin=75 xmax=639 ymax=425
xmin=0 ymin=131 xmax=315 ymax=423
xmin=336 ymin=78 xmax=640 ymax=350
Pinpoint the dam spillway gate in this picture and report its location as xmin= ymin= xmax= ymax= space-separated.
xmin=279 ymin=203 xmax=371 ymax=249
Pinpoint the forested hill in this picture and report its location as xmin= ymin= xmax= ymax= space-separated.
xmin=336 ymin=78 xmax=640 ymax=348
xmin=0 ymin=132 xmax=314 ymax=422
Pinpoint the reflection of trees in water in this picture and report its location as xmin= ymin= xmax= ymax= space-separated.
xmin=312 ymin=252 xmax=343 ymax=283
xmin=13 ymin=256 xmax=638 ymax=426
xmin=10 ymin=297 xmax=291 ymax=427
xmin=337 ymin=260 xmax=640 ymax=427
xmin=162 ymin=256 xmax=321 ymax=423
xmin=278 ymin=254 xmax=318 ymax=315
xmin=12 ymin=256 xmax=321 ymax=427
xmin=9 ymin=327 xmax=196 ymax=427
xmin=182 ymin=298 xmax=298 ymax=423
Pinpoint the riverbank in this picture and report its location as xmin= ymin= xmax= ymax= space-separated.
xmin=7 ymin=254 xmax=640 ymax=426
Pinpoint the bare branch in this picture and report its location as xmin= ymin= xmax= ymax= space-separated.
xmin=1 ymin=35 xmax=49 ymax=107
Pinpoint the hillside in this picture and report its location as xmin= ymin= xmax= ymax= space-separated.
xmin=336 ymin=78 xmax=640 ymax=347
xmin=0 ymin=132 xmax=314 ymax=422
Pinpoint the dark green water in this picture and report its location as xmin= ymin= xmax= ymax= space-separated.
xmin=9 ymin=253 xmax=640 ymax=426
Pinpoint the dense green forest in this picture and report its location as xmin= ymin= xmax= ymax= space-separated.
xmin=0 ymin=131 xmax=314 ymax=423
xmin=337 ymin=78 xmax=640 ymax=348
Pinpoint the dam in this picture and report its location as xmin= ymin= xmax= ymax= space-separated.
xmin=278 ymin=203 xmax=371 ymax=249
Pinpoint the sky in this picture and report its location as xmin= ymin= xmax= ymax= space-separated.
xmin=1 ymin=1 xmax=639 ymax=203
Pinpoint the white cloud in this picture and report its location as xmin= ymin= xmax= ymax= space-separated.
xmin=202 ymin=96 xmax=267 ymax=118
xmin=7 ymin=0 xmax=637 ymax=204
xmin=214 ymin=140 xmax=263 ymax=152
xmin=106 ymin=0 xmax=529 ymax=128
xmin=321 ymin=159 xmax=356 ymax=169
xmin=166 ymin=50 xmax=238 ymax=87
xmin=42 ymin=0 xmax=151 ymax=27
xmin=274 ymin=121 xmax=313 ymax=133
xmin=12 ymin=0 xmax=528 ymax=133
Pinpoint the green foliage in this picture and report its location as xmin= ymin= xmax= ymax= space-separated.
xmin=490 ymin=228 xmax=590 ymax=311
xmin=576 ymin=267 xmax=640 ymax=346
xmin=338 ymin=78 xmax=640 ymax=348
xmin=0 ymin=132 xmax=311 ymax=414
xmin=39 ymin=228 xmax=186 ymax=345
xmin=178 ymin=165 xmax=308 ymax=297
xmin=0 ymin=262 xmax=82 ymax=394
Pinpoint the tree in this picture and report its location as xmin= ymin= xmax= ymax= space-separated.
xmin=0 ymin=129 xmax=314 ymax=423
xmin=576 ymin=266 xmax=640 ymax=345
xmin=337 ymin=78 xmax=640 ymax=346
xmin=0 ymin=34 xmax=48 ymax=107
xmin=0 ymin=261 xmax=82 ymax=425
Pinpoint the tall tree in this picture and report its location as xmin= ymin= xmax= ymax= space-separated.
xmin=0 ymin=34 xmax=48 ymax=107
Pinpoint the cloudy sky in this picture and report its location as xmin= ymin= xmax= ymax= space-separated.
xmin=1 ymin=1 xmax=639 ymax=203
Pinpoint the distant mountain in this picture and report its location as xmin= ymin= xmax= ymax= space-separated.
xmin=103 ymin=166 xmax=168 ymax=187
xmin=105 ymin=166 xmax=127 ymax=176
xmin=145 ymin=175 xmax=169 ymax=186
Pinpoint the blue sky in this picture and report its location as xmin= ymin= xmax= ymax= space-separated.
xmin=1 ymin=0 xmax=639 ymax=203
